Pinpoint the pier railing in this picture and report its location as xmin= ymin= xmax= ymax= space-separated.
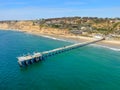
xmin=17 ymin=38 xmax=104 ymax=67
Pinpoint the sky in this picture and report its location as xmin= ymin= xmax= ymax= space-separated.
xmin=0 ymin=0 xmax=120 ymax=20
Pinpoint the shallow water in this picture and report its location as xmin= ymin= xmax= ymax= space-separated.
xmin=0 ymin=30 xmax=120 ymax=90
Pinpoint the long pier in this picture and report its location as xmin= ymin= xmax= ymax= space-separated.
xmin=17 ymin=38 xmax=104 ymax=67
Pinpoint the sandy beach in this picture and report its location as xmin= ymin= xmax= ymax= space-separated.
xmin=0 ymin=29 xmax=120 ymax=51
xmin=25 ymin=29 xmax=120 ymax=50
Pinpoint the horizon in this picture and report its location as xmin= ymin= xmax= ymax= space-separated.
xmin=0 ymin=0 xmax=120 ymax=20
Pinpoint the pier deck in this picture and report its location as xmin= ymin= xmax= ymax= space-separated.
xmin=17 ymin=38 xmax=104 ymax=67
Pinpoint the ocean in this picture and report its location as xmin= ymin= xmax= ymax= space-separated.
xmin=0 ymin=30 xmax=120 ymax=90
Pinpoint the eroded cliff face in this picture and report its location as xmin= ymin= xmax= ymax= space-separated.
xmin=0 ymin=20 xmax=120 ymax=40
xmin=0 ymin=21 xmax=37 ymax=30
xmin=0 ymin=21 xmax=70 ymax=36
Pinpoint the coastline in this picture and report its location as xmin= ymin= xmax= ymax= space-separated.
xmin=0 ymin=29 xmax=120 ymax=51
xmin=34 ymin=33 xmax=120 ymax=51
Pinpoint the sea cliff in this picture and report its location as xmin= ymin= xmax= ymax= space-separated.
xmin=0 ymin=19 xmax=120 ymax=49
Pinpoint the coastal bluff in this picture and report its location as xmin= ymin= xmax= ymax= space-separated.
xmin=0 ymin=17 xmax=120 ymax=46
xmin=0 ymin=20 xmax=70 ymax=36
xmin=0 ymin=17 xmax=120 ymax=40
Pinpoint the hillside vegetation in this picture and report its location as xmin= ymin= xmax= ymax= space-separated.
xmin=0 ymin=17 xmax=120 ymax=40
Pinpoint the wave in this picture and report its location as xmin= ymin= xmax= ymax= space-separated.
xmin=39 ymin=34 xmax=75 ymax=43
xmin=91 ymin=44 xmax=120 ymax=52
xmin=23 ymin=31 xmax=120 ymax=52
xmin=40 ymin=35 xmax=120 ymax=52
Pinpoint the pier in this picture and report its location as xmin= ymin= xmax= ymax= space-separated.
xmin=17 ymin=38 xmax=104 ymax=67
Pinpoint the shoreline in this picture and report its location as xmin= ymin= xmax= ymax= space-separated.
xmin=0 ymin=29 xmax=120 ymax=51
xmin=34 ymin=33 xmax=120 ymax=51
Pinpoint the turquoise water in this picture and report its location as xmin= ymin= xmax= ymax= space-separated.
xmin=0 ymin=30 xmax=120 ymax=90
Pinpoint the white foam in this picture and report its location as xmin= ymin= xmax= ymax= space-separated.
xmin=39 ymin=34 xmax=75 ymax=43
xmin=39 ymin=35 xmax=120 ymax=52
xmin=10 ymin=30 xmax=119 ymax=52
xmin=91 ymin=44 xmax=120 ymax=52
